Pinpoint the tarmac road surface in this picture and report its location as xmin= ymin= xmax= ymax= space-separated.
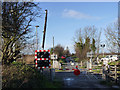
xmin=55 ymin=69 xmax=111 ymax=88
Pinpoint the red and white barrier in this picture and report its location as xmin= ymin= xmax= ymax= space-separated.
xmin=58 ymin=68 xmax=76 ymax=70
xmin=58 ymin=66 xmax=79 ymax=70
xmin=57 ymin=67 xmax=81 ymax=76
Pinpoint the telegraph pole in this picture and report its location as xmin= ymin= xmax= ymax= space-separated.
xmin=53 ymin=36 xmax=54 ymax=53
xmin=53 ymin=36 xmax=54 ymax=68
xmin=35 ymin=26 xmax=39 ymax=50
xmin=42 ymin=10 xmax=48 ymax=50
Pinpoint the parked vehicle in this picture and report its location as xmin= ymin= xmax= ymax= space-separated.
xmin=101 ymin=55 xmax=111 ymax=62
xmin=111 ymin=55 xmax=119 ymax=61
xmin=100 ymin=55 xmax=111 ymax=66
xmin=100 ymin=55 xmax=119 ymax=66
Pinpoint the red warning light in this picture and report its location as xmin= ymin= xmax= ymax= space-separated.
xmin=74 ymin=69 xmax=80 ymax=76
xmin=76 ymin=65 xmax=78 ymax=68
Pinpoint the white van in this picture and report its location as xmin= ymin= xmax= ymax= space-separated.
xmin=101 ymin=55 xmax=119 ymax=63
xmin=110 ymin=55 xmax=119 ymax=61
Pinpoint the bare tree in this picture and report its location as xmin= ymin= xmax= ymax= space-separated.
xmin=104 ymin=21 xmax=119 ymax=53
xmin=1 ymin=2 xmax=41 ymax=64
xmin=96 ymin=30 xmax=101 ymax=56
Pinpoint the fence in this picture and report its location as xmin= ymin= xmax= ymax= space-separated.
xmin=104 ymin=65 xmax=120 ymax=85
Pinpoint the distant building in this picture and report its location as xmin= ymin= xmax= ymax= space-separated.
xmin=18 ymin=54 xmax=35 ymax=64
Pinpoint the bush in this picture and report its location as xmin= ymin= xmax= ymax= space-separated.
xmin=74 ymin=58 xmax=79 ymax=62
xmin=2 ymin=62 xmax=61 ymax=88
xmin=59 ymin=59 xmax=66 ymax=63
xmin=11 ymin=61 xmax=24 ymax=65
xmin=59 ymin=59 xmax=64 ymax=63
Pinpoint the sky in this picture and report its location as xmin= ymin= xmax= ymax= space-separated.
xmin=30 ymin=2 xmax=118 ymax=54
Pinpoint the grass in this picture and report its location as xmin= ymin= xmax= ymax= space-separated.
xmin=94 ymin=66 xmax=102 ymax=69
xmin=117 ymin=71 xmax=120 ymax=73
xmin=80 ymin=66 xmax=86 ymax=69
xmin=108 ymin=60 xmax=120 ymax=65
xmin=92 ymin=69 xmax=101 ymax=73
xmin=2 ymin=61 xmax=62 ymax=88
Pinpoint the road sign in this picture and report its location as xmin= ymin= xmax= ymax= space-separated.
xmin=51 ymin=54 xmax=58 ymax=59
xmin=35 ymin=50 xmax=51 ymax=69
xmin=74 ymin=69 xmax=80 ymax=76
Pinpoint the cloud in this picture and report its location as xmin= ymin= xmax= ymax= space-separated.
xmin=62 ymin=9 xmax=101 ymax=20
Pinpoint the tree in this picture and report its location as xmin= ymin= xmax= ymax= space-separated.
xmin=0 ymin=3 xmax=2 ymax=63
xmin=54 ymin=44 xmax=64 ymax=58
xmin=74 ymin=26 xmax=98 ymax=62
xmin=84 ymin=37 xmax=91 ymax=53
xmin=104 ymin=21 xmax=119 ymax=53
xmin=50 ymin=48 xmax=53 ymax=55
xmin=1 ymin=2 xmax=41 ymax=64
xmin=74 ymin=42 xmax=83 ymax=62
xmin=96 ymin=30 xmax=101 ymax=57
xmin=91 ymin=38 xmax=96 ymax=54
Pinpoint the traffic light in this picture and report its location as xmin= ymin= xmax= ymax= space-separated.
xmin=35 ymin=50 xmax=51 ymax=69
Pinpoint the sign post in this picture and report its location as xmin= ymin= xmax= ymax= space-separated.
xmin=87 ymin=51 xmax=93 ymax=71
xmin=51 ymin=54 xmax=58 ymax=68
xmin=51 ymin=54 xmax=58 ymax=60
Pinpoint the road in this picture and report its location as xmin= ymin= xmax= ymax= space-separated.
xmin=55 ymin=70 xmax=111 ymax=88
xmin=54 ymin=62 xmax=111 ymax=88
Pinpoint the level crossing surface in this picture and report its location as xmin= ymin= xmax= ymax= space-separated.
xmin=55 ymin=70 xmax=111 ymax=88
